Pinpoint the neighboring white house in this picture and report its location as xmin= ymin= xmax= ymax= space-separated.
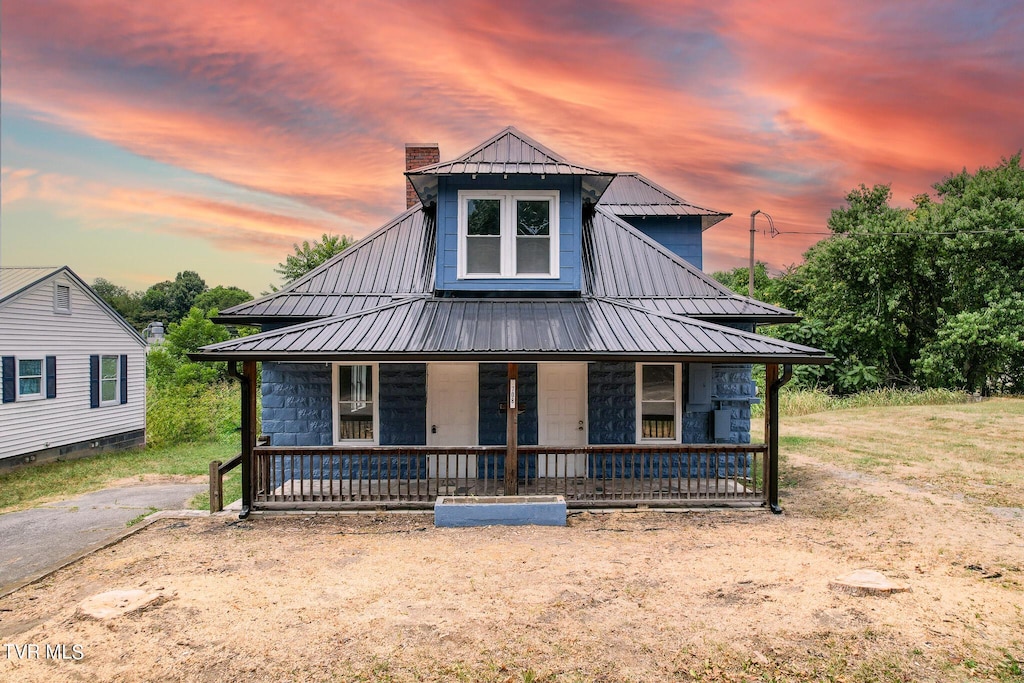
xmin=0 ymin=266 xmax=147 ymax=470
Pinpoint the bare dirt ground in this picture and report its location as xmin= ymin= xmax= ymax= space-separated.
xmin=2 ymin=410 xmax=1023 ymax=682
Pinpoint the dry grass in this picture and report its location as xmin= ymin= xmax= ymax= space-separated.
xmin=778 ymin=398 xmax=1024 ymax=508
xmin=1 ymin=401 xmax=1022 ymax=682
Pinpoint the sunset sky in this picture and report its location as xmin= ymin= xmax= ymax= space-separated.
xmin=2 ymin=1 xmax=1022 ymax=295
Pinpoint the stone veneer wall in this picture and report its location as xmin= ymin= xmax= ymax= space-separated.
xmin=261 ymin=362 xmax=333 ymax=447
xmin=262 ymin=362 xmax=429 ymax=447
xmin=478 ymin=363 xmax=538 ymax=446
xmin=588 ymin=361 xmax=635 ymax=444
xmin=378 ymin=364 xmax=426 ymax=445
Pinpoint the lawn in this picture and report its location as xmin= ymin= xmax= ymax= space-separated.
xmin=777 ymin=397 xmax=1024 ymax=509
xmin=0 ymin=434 xmax=240 ymax=513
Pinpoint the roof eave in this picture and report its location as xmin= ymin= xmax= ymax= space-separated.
xmin=189 ymin=350 xmax=833 ymax=365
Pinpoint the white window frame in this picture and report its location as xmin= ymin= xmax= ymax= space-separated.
xmin=53 ymin=281 xmax=72 ymax=314
xmin=16 ymin=356 xmax=45 ymax=401
xmin=457 ymin=189 xmax=560 ymax=279
xmin=635 ymin=362 xmax=682 ymax=443
xmin=99 ymin=355 xmax=120 ymax=406
xmin=332 ymin=363 xmax=379 ymax=445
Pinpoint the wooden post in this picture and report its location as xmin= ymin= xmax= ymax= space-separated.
xmin=504 ymin=363 xmax=519 ymax=496
xmin=240 ymin=360 xmax=258 ymax=518
xmin=765 ymin=363 xmax=780 ymax=514
xmin=209 ymin=460 xmax=222 ymax=513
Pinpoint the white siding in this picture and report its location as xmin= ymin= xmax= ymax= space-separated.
xmin=0 ymin=273 xmax=146 ymax=460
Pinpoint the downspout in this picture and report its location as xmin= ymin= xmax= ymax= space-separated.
xmin=767 ymin=363 xmax=793 ymax=514
xmin=227 ymin=361 xmax=253 ymax=519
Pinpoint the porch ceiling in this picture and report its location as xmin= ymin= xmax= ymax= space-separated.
xmin=191 ymin=296 xmax=831 ymax=365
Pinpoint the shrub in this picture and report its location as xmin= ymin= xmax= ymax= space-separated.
xmin=147 ymin=381 xmax=240 ymax=447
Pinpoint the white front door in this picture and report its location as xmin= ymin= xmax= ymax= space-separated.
xmin=427 ymin=363 xmax=478 ymax=477
xmin=537 ymin=363 xmax=588 ymax=477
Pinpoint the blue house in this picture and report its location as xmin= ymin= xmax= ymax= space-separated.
xmin=195 ymin=128 xmax=829 ymax=516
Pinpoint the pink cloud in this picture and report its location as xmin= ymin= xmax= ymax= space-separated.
xmin=3 ymin=0 xmax=1021 ymax=277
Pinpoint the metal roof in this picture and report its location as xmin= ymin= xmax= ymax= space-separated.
xmin=406 ymin=127 xmax=615 ymax=206
xmin=216 ymin=203 xmax=797 ymax=326
xmin=216 ymin=205 xmax=434 ymax=322
xmin=0 ymin=267 xmax=61 ymax=302
xmin=194 ymin=296 xmax=829 ymax=364
xmin=598 ymin=173 xmax=730 ymax=230
xmin=584 ymin=209 xmax=798 ymax=320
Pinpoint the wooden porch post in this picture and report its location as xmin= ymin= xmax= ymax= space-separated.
xmin=239 ymin=360 xmax=258 ymax=518
xmin=764 ymin=363 xmax=793 ymax=515
xmin=505 ymin=362 xmax=519 ymax=496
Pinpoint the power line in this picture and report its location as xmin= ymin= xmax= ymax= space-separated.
xmin=770 ymin=227 xmax=1024 ymax=237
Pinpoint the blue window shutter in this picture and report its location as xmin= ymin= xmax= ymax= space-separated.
xmin=119 ymin=354 xmax=128 ymax=405
xmin=2 ymin=356 xmax=14 ymax=403
xmin=46 ymin=356 xmax=57 ymax=399
xmin=89 ymin=355 xmax=100 ymax=408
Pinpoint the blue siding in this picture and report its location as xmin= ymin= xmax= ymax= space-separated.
xmin=623 ymin=215 xmax=703 ymax=269
xmin=261 ymin=362 xmax=333 ymax=447
xmin=379 ymin=363 xmax=426 ymax=445
xmin=435 ymin=175 xmax=582 ymax=292
xmin=588 ymin=361 xmax=635 ymax=444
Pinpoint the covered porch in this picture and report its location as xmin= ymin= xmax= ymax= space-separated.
xmin=220 ymin=359 xmax=796 ymax=515
xmin=193 ymin=297 xmax=828 ymax=517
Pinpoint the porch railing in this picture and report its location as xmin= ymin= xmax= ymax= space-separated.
xmin=251 ymin=443 xmax=768 ymax=510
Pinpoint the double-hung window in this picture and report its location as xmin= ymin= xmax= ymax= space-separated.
xmin=333 ymin=364 xmax=376 ymax=443
xmin=17 ymin=359 xmax=44 ymax=399
xmin=459 ymin=190 xmax=559 ymax=278
xmin=637 ymin=363 xmax=681 ymax=442
xmin=100 ymin=355 xmax=120 ymax=405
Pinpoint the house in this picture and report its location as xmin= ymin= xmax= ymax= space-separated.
xmin=0 ymin=266 xmax=147 ymax=470
xmin=193 ymin=127 xmax=830 ymax=516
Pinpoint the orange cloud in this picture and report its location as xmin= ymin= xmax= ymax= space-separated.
xmin=3 ymin=0 xmax=1021 ymax=279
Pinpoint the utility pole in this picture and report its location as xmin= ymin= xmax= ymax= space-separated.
xmin=749 ymin=209 xmax=762 ymax=298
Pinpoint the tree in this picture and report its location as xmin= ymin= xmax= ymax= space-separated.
xmin=193 ymin=285 xmax=252 ymax=314
xmin=92 ymin=278 xmax=144 ymax=329
xmin=169 ymin=271 xmax=207 ymax=321
xmin=275 ymin=233 xmax=354 ymax=284
xmin=713 ymin=154 xmax=1024 ymax=394
xmin=139 ymin=271 xmax=208 ymax=324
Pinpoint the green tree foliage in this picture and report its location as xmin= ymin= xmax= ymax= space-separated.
xmin=140 ymin=271 xmax=207 ymax=324
xmin=193 ymin=285 xmax=252 ymax=314
xmin=275 ymin=233 xmax=354 ymax=284
xmin=714 ymin=154 xmax=1024 ymax=394
xmin=147 ymin=307 xmax=230 ymax=386
xmin=92 ymin=278 xmax=144 ymax=328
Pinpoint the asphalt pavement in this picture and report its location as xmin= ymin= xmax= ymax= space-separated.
xmin=0 ymin=483 xmax=205 ymax=594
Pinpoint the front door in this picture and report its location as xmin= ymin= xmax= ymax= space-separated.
xmin=427 ymin=363 xmax=478 ymax=478
xmin=537 ymin=363 xmax=588 ymax=477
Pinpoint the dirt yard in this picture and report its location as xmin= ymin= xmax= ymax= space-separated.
xmin=1 ymin=403 xmax=1022 ymax=682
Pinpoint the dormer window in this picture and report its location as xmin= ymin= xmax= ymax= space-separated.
xmin=458 ymin=190 xmax=559 ymax=278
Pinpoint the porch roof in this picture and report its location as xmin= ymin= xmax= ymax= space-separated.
xmin=191 ymin=296 xmax=831 ymax=364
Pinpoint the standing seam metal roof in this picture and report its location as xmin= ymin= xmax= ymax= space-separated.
xmin=598 ymin=173 xmax=730 ymax=225
xmin=196 ymin=296 xmax=827 ymax=362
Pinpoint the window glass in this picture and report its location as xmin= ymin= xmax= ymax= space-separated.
xmin=460 ymin=192 xmax=557 ymax=278
xmin=338 ymin=365 xmax=374 ymax=441
xmin=640 ymin=364 xmax=676 ymax=440
xmin=516 ymin=199 xmax=551 ymax=274
xmin=466 ymin=199 xmax=503 ymax=274
xmin=101 ymin=355 xmax=118 ymax=403
xmin=18 ymin=359 xmax=42 ymax=396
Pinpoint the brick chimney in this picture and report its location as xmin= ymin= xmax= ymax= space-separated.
xmin=405 ymin=143 xmax=439 ymax=208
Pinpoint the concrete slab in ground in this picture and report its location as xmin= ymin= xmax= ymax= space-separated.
xmin=0 ymin=483 xmax=205 ymax=593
